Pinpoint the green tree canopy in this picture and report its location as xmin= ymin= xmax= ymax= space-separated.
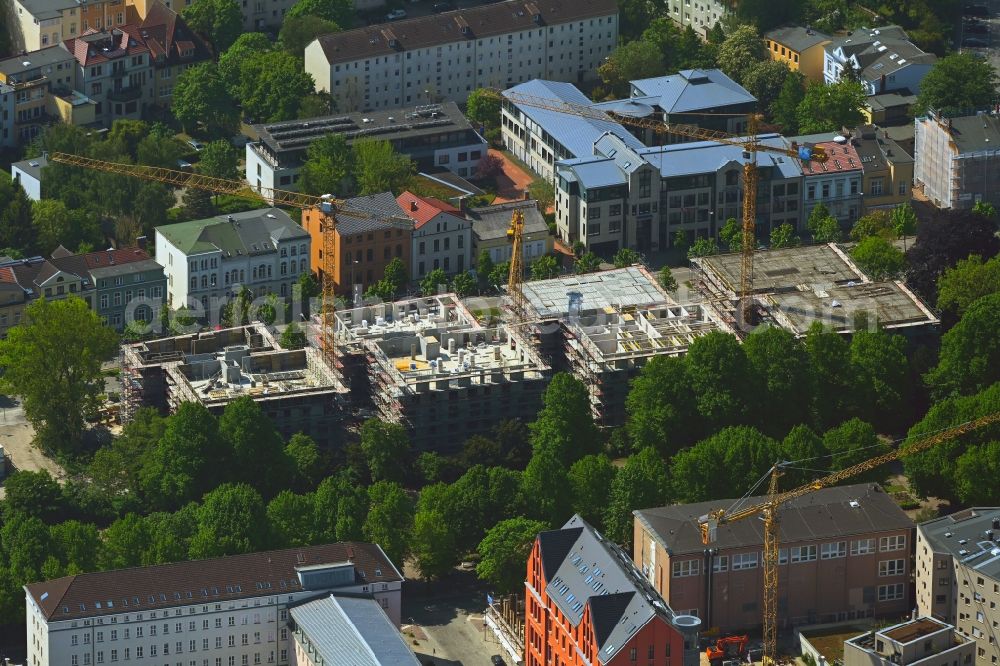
xmin=280 ymin=322 xmax=308 ymax=350
xmin=530 ymin=255 xmax=560 ymax=281
xmin=780 ymin=425 xmax=827 ymax=487
xmin=658 ymin=266 xmax=677 ymax=292
xmin=850 ymin=328 xmax=911 ymax=430
xmin=466 ymin=88 xmax=501 ymax=125
xmin=521 ymin=448 xmax=571 ymax=526
xmin=804 ymin=321 xmax=858 ymax=429
xmin=772 ymin=71 xmax=805 ymax=133
xmin=182 ymin=0 xmax=242 ymax=51
xmin=850 ymin=236 xmax=906 ymax=280
xmin=353 ymin=139 xmax=416 ymax=195
xmin=285 ymin=433 xmax=324 ymax=490
xmin=670 ymin=426 xmax=780 ymax=504
xmin=807 ymin=202 xmax=842 ymax=242
xmin=359 ymin=419 xmax=410 ymax=483
xmin=613 ymin=247 xmax=642 ymax=268
xmin=189 ymin=483 xmax=268 ymax=558
xmin=567 ymin=454 xmax=616 ymax=528
xmin=411 ymin=501 xmax=458 ymax=580
xmin=476 ymin=517 xmax=548 ymax=593
xmin=300 ymin=133 xmax=353 ymax=196
xmin=850 ymin=210 xmax=895 ymax=241
xmin=625 ymin=356 xmax=698 ymax=456
xmin=717 ymin=25 xmax=766 ymax=85
xmin=937 ymin=255 xmax=1000 ymax=320
xmin=796 ymin=80 xmax=866 ymax=134
xmin=905 ymin=208 xmax=1000 ymax=304
xmin=916 ymin=53 xmax=999 ymax=115
xmin=32 ymin=199 xmax=101 ymax=255
xmin=0 ymin=177 xmax=35 ymax=253
xmin=286 ymin=0 xmax=353 ymax=25
xmin=218 ymin=32 xmax=273 ymax=91
xmin=605 ymin=447 xmax=670 ymax=545
xmin=266 ymin=490 xmax=316 ymax=548
xmin=822 ymin=418 xmax=887 ymax=476
xmin=100 ymin=513 xmax=148 ymax=570
xmin=451 ymin=271 xmax=475 ymax=297
xmin=2 ymin=470 xmax=65 ymax=523
xmin=198 ymin=140 xmax=240 ymax=181
xmin=420 ymin=268 xmax=448 ymax=296
xmin=688 ymin=237 xmax=719 ymax=258
xmin=313 ymin=470 xmax=369 ymax=542
xmin=598 ymin=40 xmax=665 ymax=97
xmin=362 ymin=481 xmax=414 ymax=565
xmin=927 ymin=293 xmax=1000 ymax=398
xmin=743 ymin=326 xmax=811 ymax=436
xmin=219 ymin=396 xmax=291 ymax=496
xmin=237 ymin=50 xmax=315 ymax=122
xmin=743 ymin=60 xmax=792 ymax=116
xmin=769 ymin=222 xmax=799 ymax=249
xmin=685 ymin=331 xmax=753 ymax=426
xmin=574 ymin=252 xmax=601 ymax=274
xmin=172 ymin=63 xmax=238 ymax=136
xmin=529 ymin=372 xmax=601 ymax=465
xmin=279 ymin=14 xmax=340 ymax=56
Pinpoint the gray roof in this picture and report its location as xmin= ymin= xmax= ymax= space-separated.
xmin=0 ymin=46 xmax=74 ymax=77
xmin=539 ymin=515 xmax=682 ymax=663
xmin=336 ymin=192 xmax=413 ymax=237
xmin=522 ymin=266 xmax=667 ymax=318
xmin=289 ymin=595 xmax=420 ymax=666
xmin=866 ymin=92 xmax=917 ymax=112
xmin=504 ymin=79 xmax=646 ymax=159
xmin=88 ymin=258 xmax=163 ymax=279
xmin=919 ymin=509 xmax=1000 ymax=581
xmin=635 ymin=483 xmax=915 ymax=557
xmin=852 ymin=126 xmax=913 ymax=167
xmin=469 ymin=200 xmax=548 ymax=241
xmin=941 ymin=113 xmax=1000 ymax=155
xmin=764 ymin=26 xmax=831 ymax=53
xmin=629 ymin=69 xmax=756 ymax=114
xmin=11 ymin=155 xmax=48 ymax=182
xmin=563 ymin=158 xmax=627 ymax=189
xmin=826 ymin=25 xmax=936 ymax=82
xmin=637 ymin=134 xmax=801 ymax=180
xmin=16 ymin=0 xmax=75 ymax=20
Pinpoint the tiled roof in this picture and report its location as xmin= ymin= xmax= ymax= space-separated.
xmin=335 ymin=192 xmax=413 ymax=237
xmin=313 ymin=0 xmax=618 ymax=65
xmin=802 ymin=139 xmax=862 ymax=174
xmin=25 ymin=542 xmax=402 ymax=622
xmin=65 ymin=26 xmax=150 ymax=67
xmin=396 ymin=191 xmax=462 ymax=229
xmin=125 ymin=0 xmax=213 ymax=65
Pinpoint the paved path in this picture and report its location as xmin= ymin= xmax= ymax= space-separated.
xmin=489 ymin=149 xmax=534 ymax=203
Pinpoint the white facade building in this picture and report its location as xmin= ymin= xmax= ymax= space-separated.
xmin=665 ymin=0 xmax=730 ymax=35
xmin=397 ymin=191 xmax=472 ymax=280
xmin=24 ymin=543 xmax=404 ymax=666
xmin=304 ymin=0 xmax=618 ymax=113
xmin=822 ymin=25 xmax=936 ymax=95
xmin=154 ymin=208 xmax=311 ymax=317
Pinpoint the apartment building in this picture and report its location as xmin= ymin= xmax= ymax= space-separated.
xmin=24 ymin=542 xmax=404 ymax=666
xmin=914 ymin=110 xmax=1000 ymax=211
xmin=664 ymin=0 xmax=730 ymax=35
xmin=246 ymin=102 xmax=486 ymax=198
xmin=64 ymin=26 xmax=152 ymax=125
xmin=0 ymin=255 xmax=43 ymax=337
xmin=154 ymin=208 xmax=311 ymax=316
xmin=852 ymin=125 xmax=913 ymax=213
xmin=301 ymin=193 xmax=412 ymax=297
xmin=525 ymin=514 xmax=702 ymax=666
xmin=304 ymin=0 xmax=619 ymax=113
xmin=916 ymin=508 xmax=1000 ymax=666
xmin=396 ymin=191 xmax=471 ymax=280
xmin=5 ymin=0 xmax=130 ymax=52
xmin=764 ymin=26 xmax=832 ymax=83
xmin=633 ymin=484 xmax=915 ymax=631
xmin=823 ymin=25 xmax=937 ymax=95
xmin=468 ymin=199 xmax=552 ymax=265
xmin=0 ymin=46 xmax=81 ymax=143
xmin=844 ymin=617 xmax=975 ymax=666
xmin=0 ymin=82 xmax=16 ymax=147
xmin=801 ymin=138 xmax=863 ymax=231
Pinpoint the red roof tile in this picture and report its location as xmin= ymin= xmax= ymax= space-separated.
xmin=80 ymin=247 xmax=152 ymax=270
xmin=396 ymin=191 xmax=463 ymax=229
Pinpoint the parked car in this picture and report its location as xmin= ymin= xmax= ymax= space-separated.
xmin=490 ymin=657 xmax=507 ymax=666
xmin=176 ymin=159 xmax=193 ymax=170
xmin=186 ymin=139 xmax=204 ymax=151
xmin=966 ymin=23 xmax=989 ymax=33
xmin=963 ymin=36 xmax=990 ymax=47
xmin=964 ymin=4 xmax=990 ymax=15
xmin=386 ymin=8 xmax=407 ymax=20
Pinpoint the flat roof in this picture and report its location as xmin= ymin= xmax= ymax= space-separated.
xmin=920 ymin=508 xmax=1000 ymax=581
xmin=881 ymin=618 xmax=950 ymax=644
xmin=11 ymin=155 xmax=48 ymax=181
xmin=521 ymin=266 xmax=669 ymax=319
xmin=697 ymin=244 xmax=862 ymax=294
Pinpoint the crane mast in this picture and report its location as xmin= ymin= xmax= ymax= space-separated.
xmin=506 ymin=209 xmax=526 ymax=325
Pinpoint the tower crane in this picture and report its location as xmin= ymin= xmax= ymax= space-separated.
xmin=46 ymin=151 xmax=392 ymax=370
xmin=506 ymin=208 xmax=527 ymax=326
xmin=697 ymin=411 xmax=1000 ymax=666
xmin=489 ymin=89 xmax=828 ymax=325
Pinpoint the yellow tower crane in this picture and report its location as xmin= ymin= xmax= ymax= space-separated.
xmin=47 ymin=151 xmax=388 ymax=370
xmin=698 ymin=411 xmax=1000 ymax=666
xmin=489 ymin=89 xmax=828 ymax=325
xmin=506 ymin=208 xmax=527 ymax=325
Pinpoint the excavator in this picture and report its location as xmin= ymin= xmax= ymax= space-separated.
xmin=706 ymin=635 xmax=750 ymax=666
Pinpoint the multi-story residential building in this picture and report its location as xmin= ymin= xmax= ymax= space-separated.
xmin=664 ymin=0 xmax=729 ymax=35
xmin=0 ymin=82 xmax=16 ymax=147
xmin=916 ymin=508 xmax=1000 ymax=666
xmin=851 ymin=125 xmax=913 ymax=213
xmin=0 ymin=255 xmax=43 ymax=337
xmin=823 ymin=25 xmax=937 ymax=95
xmin=304 ymin=0 xmax=619 ymax=113
xmin=290 ymin=595 xmax=420 ymax=666
xmin=5 ymin=0 xmax=130 ymax=55
xmin=396 ymin=191 xmax=471 ymax=280
xmin=154 ymin=208 xmax=312 ymax=317
xmin=914 ymin=110 xmax=1000 ymax=211
xmin=246 ymin=102 xmax=487 ymax=198
xmin=0 ymin=46 xmax=80 ymax=143
xmin=24 ymin=542 xmax=404 ymax=666
xmin=301 ymin=193 xmax=412 ymax=297
xmin=844 ymin=617 xmax=975 ymax=666
xmin=863 ymin=92 xmax=918 ymax=126
xmin=468 ymin=199 xmax=552 ymax=266
xmin=633 ymin=484 xmax=915 ymax=632
xmin=525 ymin=514 xmax=702 ymax=666
xmin=764 ymin=26 xmax=832 ymax=83
xmin=64 ymin=26 xmax=153 ymax=125
xmin=555 ymin=132 xmax=802 ymax=254
xmin=801 ymin=138 xmax=863 ymax=231
xmin=11 ymin=155 xmax=47 ymax=200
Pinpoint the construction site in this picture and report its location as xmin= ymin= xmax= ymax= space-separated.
xmin=120 ymin=325 xmax=348 ymax=447
xmin=334 ymin=294 xmax=551 ymax=450
xmin=692 ymin=243 xmax=939 ymax=336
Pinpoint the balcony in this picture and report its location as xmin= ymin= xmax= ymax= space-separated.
xmin=107 ymin=86 xmax=142 ymax=102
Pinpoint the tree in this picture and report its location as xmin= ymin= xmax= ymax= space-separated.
xmin=476 ymin=518 xmax=548 ymax=592
xmin=658 ymin=266 xmax=677 ymax=292
xmin=670 ymin=426 xmax=781 ymax=503
xmin=359 ymin=419 xmax=410 ymax=483
xmin=734 ymin=0 xmax=800 ymax=31
xmin=285 ymin=433 xmax=324 ymax=490
xmin=973 ymin=200 xmax=996 ymax=218
xmin=363 ymin=481 xmax=413 ymax=565
xmin=237 ymin=50 xmax=316 ymax=123
xmin=521 ymin=448 xmax=571 ymax=526
xmin=717 ymin=25 xmax=766 ymax=85
xmin=280 ymin=322 xmax=308 ymax=350
xmin=574 ymin=252 xmax=601 ymax=274
xmin=50 ymin=520 xmax=101 ymax=573
xmin=172 ymin=63 xmax=238 ymax=136
xmin=926 ymin=292 xmax=1000 ymax=398
xmin=286 ymin=0 xmax=353 ymax=25
xmin=688 ymin=237 xmax=719 ymax=258
xmin=807 ymin=203 xmax=841 ymax=242
xmin=466 ymin=88 xmax=501 ymax=125
xmin=822 ymin=418 xmax=886 ymax=475
xmin=685 ymin=331 xmax=753 ymax=426
xmin=2 ymin=470 xmax=65 ymax=523
xmin=411 ymin=504 xmax=458 ymax=580
xmin=850 ymin=326 xmax=912 ymax=430
xmin=494 ymin=419 xmax=531 ymax=469
xmin=300 ymin=133 xmax=353 ymax=196
xmin=420 ymin=268 xmax=448 ymax=296
xmin=937 ymin=255 xmax=1000 ymax=319
xmin=0 ymin=297 xmax=116 ymax=455
xmin=780 ymin=425 xmax=827 ymax=487
xmin=32 ymin=200 xmax=101 ymax=255
xmin=598 ymin=40 xmax=665 ymax=97
xmin=796 ymin=80 xmax=866 ymax=134
xmin=916 ymin=53 xmax=999 ymax=115
xmin=743 ymin=60 xmax=792 ymax=116
xmin=99 ymin=513 xmax=148 ymax=570
xmin=719 ymin=217 xmax=742 ymax=251
xmin=891 ymin=203 xmax=918 ymax=249
xmin=266 ymin=490 xmax=316 ymax=548
xmin=220 ymin=396 xmax=292 ymax=496
xmin=530 ymin=255 xmax=560 ymax=281
xmin=140 ymin=402 xmax=224 ymax=510
xmin=605 ymin=447 xmax=670 ymax=545
xmin=529 ymin=180 xmax=555 ymax=212
xmin=279 ymin=14 xmax=340 ymax=56
xmin=906 ymin=209 xmax=1000 ymax=304
xmin=382 ymin=257 xmax=408 ymax=295
xmin=626 ymin=356 xmax=698 ymax=456
xmin=489 ymin=261 xmax=511 ymax=289
xmin=353 ymin=139 xmax=415 ymax=195
xmin=529 ymin=373 xmax=601 ymax=466
xmin=772 ymin=71 xmax=806 ymax=133
xmin=451 ymin=271 xmax=475 ymax=297
xmin=218 ymin=32 xmax=273 ymax=91
xmin=198 ymin=140 xmax=239 ymax=181
xmin=567 ymin=454 xmax=616 ymax=528
xmin=769 ymin=222 xmax=799 ymax=249
xmin=850 ymin=236 xmax=906 ymax=280
xmin=850 ymin=210 xmax=895 ymax=241
xmin=182 ymin=187 xmax=215 ymax=219
xmin=805 ymin=322 xmax=858 ymax=429
xmin=475 ymin=153 xmax=504 ymax=180
xmin=613 ymin=247 xmax=642 ymax=268
xmin=182 ymin=0 xmax=242 ymax=51
xmin=313 ymin=470 xmax=369 ymax=542
xmin=190 ymin=483 xmax=268 ymax=558
xmin=743 ymin=326 xmax=811 ymax=436
xmin=0 ymin=178 xmax=36 ymax=255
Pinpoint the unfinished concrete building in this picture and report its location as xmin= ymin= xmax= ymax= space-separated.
xmin=121 ymin=325 xmax=347 ymax=447
xmin=693 ymin=244 xmax=939 ymax=336
xmin=335 ymin=294 xmax=551 ymax=450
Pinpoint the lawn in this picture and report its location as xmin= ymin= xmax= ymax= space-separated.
xmin=801 ymin=625 xmax=868 ymax=662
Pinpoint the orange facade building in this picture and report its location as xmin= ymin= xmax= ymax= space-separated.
xmin=525 ymin=515 xmax=702 ymax=666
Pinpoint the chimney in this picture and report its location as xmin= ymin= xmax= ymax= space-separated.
xmin=410 ymin=200 xmax=418 ymax=212
xmin=136 ymin=235 xmax=147 ymax=250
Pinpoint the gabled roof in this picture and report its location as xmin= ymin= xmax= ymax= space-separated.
xmin=156 ymin=208 xmax=308 ymax=257
xmin=65 ymin=26 xmax=150 ymax=67
xmin=335 ymin=192 xmax=413 ymax=237
xmin=630 ymin=69 xmax=756 ymax=114
xmin=126 ymin=0 xmax=212 ymax=65
xmin=764 ymin=26 xmax=831 ymax=53
xmin=636 ymin=134 xmax=801 ymax=180
xmin=826 ymin=25 xmax=936 ymax=82
xmin=396 ymin=191 xmax=463 ymax=229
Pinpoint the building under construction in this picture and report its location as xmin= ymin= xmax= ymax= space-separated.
xmin=120 ymin=325 xmax=348 ymax=447
xmin=693 ymin=243 xmax=939 ymax=336
xmin=335 ymin=294 xmax=551 ymax=450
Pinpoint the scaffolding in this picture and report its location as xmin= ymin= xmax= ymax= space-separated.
xmin=118 ymin=344 xmax=143 ymax=425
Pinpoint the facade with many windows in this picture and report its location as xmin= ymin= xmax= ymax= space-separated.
xmin=396 ymin=191 xmax=472 ymax=281
xmin=633 ymin=484 xmax=915 ymax=632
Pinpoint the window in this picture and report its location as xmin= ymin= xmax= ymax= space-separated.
xmin=713 ymin=556 xmax=729 ymax=573
xmin=791 ymin=545 xmax=817 ymax=563
xmin=587 ymin=223 xmax=601 ymax=236
xmin=821 ymin=542 xmax=846 ymax=559
xmin=880 ymin=535 xmax=905 ymax=552
xmin=672 ymin=560 xmax=700 ymax=577
xmin=870 ymin=178 xmax=883 ymax=196
xmin=588 ymin=207 xmax=601 ymax=219
xmin=878 ymin=583 xmax=904 ymax=601
xmin=851 ymin=539 xmax=875 ymax=555
xmin=879 ymin=559 xmax=905 ymax=577
xmin=732 ymin=553 xmax=758 ymax=570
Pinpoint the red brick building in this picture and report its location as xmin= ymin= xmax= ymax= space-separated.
xmin=525 ymin=515 xmax=702 ymax=666
xmin=633 ymin=484 xmax=915 ymax=634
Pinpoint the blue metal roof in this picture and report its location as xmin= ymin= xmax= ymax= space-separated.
xmin=504 ymin=80 xmax=646 ymax=158
xmin=568 ymin=159 xmax=627 ymax=189
xmin=638 ymin=134 xmax=801 ymax=179
xmin=630 ymin=69 xmax=756 ymax=114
